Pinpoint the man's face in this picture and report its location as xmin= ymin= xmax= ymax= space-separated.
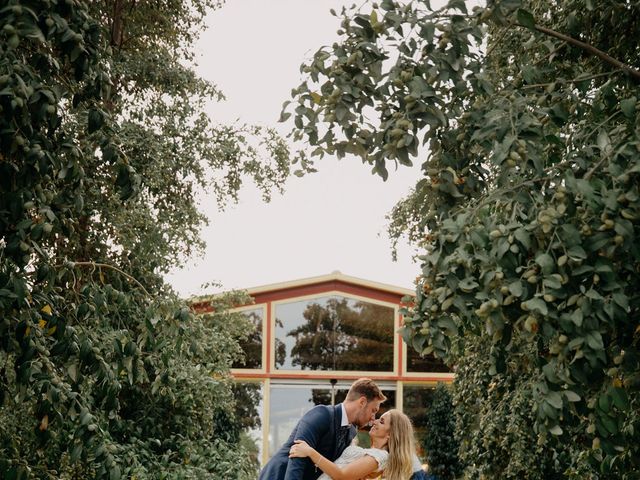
xmin=355 ymin=398 xmax=382 ymax=428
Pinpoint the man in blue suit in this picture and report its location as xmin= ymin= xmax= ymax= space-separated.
xmin=258 ymin=378 xmax=386 ymax=480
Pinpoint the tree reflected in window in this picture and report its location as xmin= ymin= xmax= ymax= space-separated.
xmin=232 ymin=308 xmax=263 ymax=369
xmin=403 ymin=385 xmax=435 ymax=464
xmin=274 ymin=317 xmax=286 ymax=368
xmin=276 ymin=296 xmax=394 ymax=372
xmin=406 ymin=345 xmax=451 ymax=373
xmin=232 ymin=382 xmax=263 ymax=467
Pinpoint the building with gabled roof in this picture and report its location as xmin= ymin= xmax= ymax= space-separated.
xmin=191 ymin=271 xmax=453 ymax=466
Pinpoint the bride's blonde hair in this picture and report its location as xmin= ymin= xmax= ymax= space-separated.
xmin=384 ymin=409 xmax=415 ymax=480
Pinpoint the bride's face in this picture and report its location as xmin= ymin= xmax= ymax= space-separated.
xmin=368 ymin=412 xmax=391 ymax=443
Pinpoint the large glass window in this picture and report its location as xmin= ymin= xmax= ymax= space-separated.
xmin=232 ymin=307 xmax=263 ymax=370
xmin=268 ymin=384 xmax=327 ymax=457
xmin=406 ymin=345 xmax=451 ymax=373
xmin=268 ymin=383 xmax=396 ymax=457
xmin=232 ymin=381 xmax=264 ymax=466
xmin=402 ymin=384 xmax=435 ymax=463
xmin=274 ymin=296 xmax=395 ymax=372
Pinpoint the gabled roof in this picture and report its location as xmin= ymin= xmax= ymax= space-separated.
xmin=244 ymin=271 xmax=414 ymax=297
xmin=188 ymin=271 xmax=415 ymax=306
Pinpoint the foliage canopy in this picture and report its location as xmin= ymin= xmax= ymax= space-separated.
xmin=287 ymin=0 xmax=640 ymax=477
xmin=0 ymin=0 xmax=298 ymax=478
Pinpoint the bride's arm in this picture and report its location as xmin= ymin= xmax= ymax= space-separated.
xmin=289 ymin=440 xmax=378 ymax=480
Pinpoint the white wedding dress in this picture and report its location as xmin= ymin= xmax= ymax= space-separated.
xmin=317 ymin=445 xmax=388 ymax=480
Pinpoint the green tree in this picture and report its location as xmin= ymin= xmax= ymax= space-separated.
xmin=422 ymin=383 xmax=462 ymax=480
xmin=0 ymin=0 xmax=300 ymax=478
xmin=287 ymin=0 xmax=640 ymax=478
xmin=77 ymin=0 xmax=305 ymax=281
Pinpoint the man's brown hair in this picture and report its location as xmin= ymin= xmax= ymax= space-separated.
xmin=346 ymin=378 xmax=386 ymax=402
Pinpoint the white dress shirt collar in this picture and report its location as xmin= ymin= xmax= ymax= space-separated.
xmin=340 ymin=402 xmax=350 ymax=427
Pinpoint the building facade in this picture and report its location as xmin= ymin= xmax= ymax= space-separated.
xmin=192 ymin=272 xmax=453 ymax=466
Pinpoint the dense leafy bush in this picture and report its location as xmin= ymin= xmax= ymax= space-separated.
xmin=422 ymin=383 xmax=462 ymax=480
xmin=0 ymin=0 xmax=297 ymax=478
xmin=287 ymin=0 xmax=640 ymax=477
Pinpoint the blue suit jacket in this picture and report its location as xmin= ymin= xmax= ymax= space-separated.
xmin=258 ymin=404 xmax=356 ymax=480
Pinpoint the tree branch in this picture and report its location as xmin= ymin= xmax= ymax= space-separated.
xmin=521 ymin=23 xmax=640 ymax=82
xmin=485 ymin=26 xmax=511 ymax=58
xmin=56 ymin=261 xmax=151 ymax=297
xmin=522 ymin=70 xmax=621 ymax=89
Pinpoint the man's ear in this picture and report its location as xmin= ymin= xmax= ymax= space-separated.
xmin=358 ymin=396 xmax=367 ymax=407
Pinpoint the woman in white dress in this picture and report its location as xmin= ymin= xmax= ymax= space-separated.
xmin=289 ymin=409 xmax=415 ymax=480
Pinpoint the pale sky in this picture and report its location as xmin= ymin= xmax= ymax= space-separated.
xmin=166 ymin=0 xmax=425 ymax=296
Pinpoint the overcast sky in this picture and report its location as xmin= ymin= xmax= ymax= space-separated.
xmin=165 ymin=0 xmax=425 ymax=296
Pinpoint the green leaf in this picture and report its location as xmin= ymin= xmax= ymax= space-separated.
xmin=521 ymin=65 xmax=539 ymax=84
xmin=438 ymin=317 xmax=458 ymax=335
xmin=620 ymin=97 xmax=636 ymax=118
xmin=410 ymin=332 xmax=426 ymax=352
xmin=612 ymin=292 xmax=629 ymax=310
xmin=586 ymin=331 xmax=604 ymax=350
xmin=514 ymin=228 xmax=531 ymax=249
xmin=87 ymin=108 xmax=104 ymax=133
xmin=67 ymin=363 xmax=78 ymax=383
xmin=522 ymin=297 xmax=548 ymax=315
xmin=516 ymin=9 xmax=536 ymax=29
xmin=24 ymin=25 xmax=46 ymax=42
xmin=535 ymin=253 xmax=554 ymax=275
xmin=279 ymin=110 xmax=291 ymax=122
xmin=447 ymin=0 xmax=467 ymax=13
xmin=508 ymin=280 xmax=523 ymax=297
xmin=571 ymin=309 xmax=583 ymax=327
xmin=567 ymin=337 xmax=584 ymax=349
xmin=441 ymin=297 xmax=454 ymax=311
xmin=574 ymin=178 xmax=594 ymax=200
xmin=559 ymin=224 xmax=581 ymax=246
xmin=0 ymin=289 xmax=18 ymax=299
xmin=549 ymin=424 xmax=563 ymax=436
xmin=551 ymin=104 xmax=569 ymax=124
xmin=310 ymin=92 xmax=322 ymax=105
xmin=585 ymin=289 xmax=603 ymax=301
xmin=458 ymin=277 xmax=479 ymax=292
xmin=572 ymin=264 xmax=593 ymax=276
xmin=597 ymin=130 xmax=611 ymax=153
xmin=543 ymin=274 xmax=562 ymax=289
xmin=610 ymin=387 xmax=629 ymax=411
xmin=419 ymin=22 xmax=435 ymax=43
xmin=70 ymin=442 xmax=83 ymax=462
xmin=567 ymin=245 xmax=587 ymax=260
xmin=564 ymin=390 xmax=581 ymax=402
xmin=541 ymin=400 xmax=558 ymax=419
xmin=586 ymin=233 xmax=611 ymax=252
xmin=598 ymin=394 xmax=611 ymax=413
xmin=546 ymin=390 xmax=563 ymax=409
xmin=80 ymin=409 xmax=92 ymax=426
xmin=543 ymin=362 xmax=560 ymax=383
xmin=600 ymin=413 xmax=618 ymax=434
xmin=109 ymin=465 xmax=121 ymax=480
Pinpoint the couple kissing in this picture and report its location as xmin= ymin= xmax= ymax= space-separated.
xmin=259 ymin=378 xmax=426 ymax=480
